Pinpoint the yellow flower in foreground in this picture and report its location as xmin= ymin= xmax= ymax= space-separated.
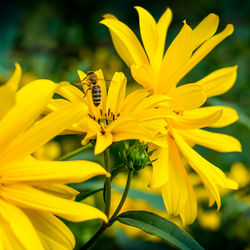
xmin=101 ymin=7 xmax=242 ymax=224
xmin=50 ymin=70 xmax=172 ymax=154
xmin=0 ymin=64 xmax=109 ymax=250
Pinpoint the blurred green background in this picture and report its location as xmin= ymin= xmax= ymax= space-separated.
xmin=1 ymin=0 xmax=249 ymax=249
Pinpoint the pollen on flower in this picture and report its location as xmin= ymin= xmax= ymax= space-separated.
xmin=89 ymin=108 xmax=120 ymax=126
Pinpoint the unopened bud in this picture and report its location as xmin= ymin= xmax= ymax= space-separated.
xmin=123 ymin=141 xmax=154 ymax=171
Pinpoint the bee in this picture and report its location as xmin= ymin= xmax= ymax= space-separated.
xmin=81 ymin=71 xmax=101 ymax=107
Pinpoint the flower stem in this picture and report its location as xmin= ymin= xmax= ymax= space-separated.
xmin=80 ymin=223 xmax=106 ymax=250
xmin=109 ymin=169 xmax=133 ymax=224
xmin=104 ymin=148 xmax=111 ymax=217
xmin=56 ymin=143 xmax=92 ymax=161
xmin=80 ymin=167 xmax=133 ymax=249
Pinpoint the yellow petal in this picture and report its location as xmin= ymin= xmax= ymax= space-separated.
xmin=180 ymin=179 xmax=197 ymax=225
xmin=131 ymin=94 xmax=172 ymax=114
xmin=174 ymin=133 xmax=221 ymax=209
xmin=148 ymin=144 xmax=169 ymax=188
xmin=225 ymin=178 xmax=238 ymax=190
xmin=95 ymin=132 xmax=113 ymax=155
xmin=100 ymin=18 xmax=149 ymax=67
xmin=135 ymin=119 xmax=168 ymax=135
xmin=112 ymin=127 xmax=168 ymax=148
xmin=134 ymin=6 xmax=158 ymax=67
xmin=173 ymin=130 xmax=237 ymax=210
xmin=106 ymin=72 xmax=126 ymax=115
xmin=0 ymin=217 xmax=33 ymax=250
xmin=173 ymin=130 xmax=229 ymax=187
xmin=178 ymin=129 xmax=242 ymax=152
xmin=135 ymin=108 xmax=175 ymax=122
xmin=37 ymin=184 xmax=79 ymax=200
xmin=196 ymin=66 xmax=237 ymax=97
xmin=2 ymin=160 xmax=108 ymax=185
xmin=2 ymin=184 xmax=108 ymax=223
xmin=121 ymin=89 xmax=149 ymax=116
xmin=161 ymin=136 xmax=188 ymax=216
xmin=0 ymin=63 xmax=21 ymax=120
xmin=56 ymin=81 xmax=84 ymax=103
xmin=131 ymin=64 xmax=155 ymax=89
xmin=0 ymin=216 xmax=31 ymax=250
xmin=24 ymin=210 xmax=75 ymax=250
xmin=0 ymin=79 xmax=58 ymax=150
xmin=0 ymin=103 xmax=88 ymax=165
xmin=192 ymin=13 xmax=219 ymax=50
xmin=184 ymin=106 xmax=239 ymax=128
xmin=168 ymin=24 xmax=234 ymax=87
xmin=5 ymin=63 xmax=21 ymax=90
xmin=171 ymin=109 xmax=222 ymax=130
xmin=0 ymin=199 xmax=43 ymax=250
xmin=168 ymin=83 xmax=207 ymax=111
xmin=155 ymin=8 xmax=172 ymax=70
xmin=158 ymin=22 xmax=193 ymax=93
xmin=46 ymin=98 xmax=71 ymax=112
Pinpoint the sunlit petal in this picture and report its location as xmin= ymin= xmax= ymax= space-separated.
xmin=168 ymin=24 xmax=234 ymax=87
xmin=168 ymin=83 xmax=207 ymax=111
xmin=0 ymin=79 xmax=58 ymax=150
xmin=161 ymin=136 xmax=188 ymax=216
xmin=56 ymin=81 xmax=84 ymax=103
xmin=0 ymin=63 xmax=21 ymax=120
xmin=178 ymin=129 xmax=241 ymax=152
xmin=1 ymin=185 xmax=108 ymax=223
xmin=24 ymin=210 xmax=75 ymax=250
xmin=100 ymin=18 xmax=149 ymax=66
xmin=171 ymin=109 xmax=222 ymax=130
xmin=37 ymin=184 xmax=79 ymax=200
xmin=184 ymin=106 xmax=239 ymax=128
xmin=155 ymin=8 xmax=172 ymax=70
xmin=2 ymin=160 xmax=108 ymax=185
xmin=95 ymin=132 xmax=113 ymax=155
xmin=148 ymin=144 xmax=168 ymax=188
xmin=106 ymin=72 xmax=126 ymax=115
xmin=192 ymin=13 xmax=219 ymax=50
xmin=0 ymin=103 xmax=88 ymax=165
xmin=196 ymin=66 xmax=237 ymax=97
xmin=135 ymin=6 xmax=158 ymax=67
xmin=158 ymin=22 xmax=193 ymax=92
xmin=0 ymin=199 xmax=43 ymax=250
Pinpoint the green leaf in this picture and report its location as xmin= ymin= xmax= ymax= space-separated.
xmin=75 ymin=187 xmax=103 ymax=201
xmin=117 ymin=211 xmax=204 ymax=250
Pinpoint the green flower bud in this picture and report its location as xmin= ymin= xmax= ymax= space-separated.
xmin=123 ymin=141 xmax=153 ymax=171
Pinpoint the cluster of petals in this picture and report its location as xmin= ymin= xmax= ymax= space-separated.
xmin=49 ymin=69 xmax=173 ymax=154
xmin=0 ymin=64 xmax=109 ymax=249
xmin=101 ymin=6 xmax=242 ymax=224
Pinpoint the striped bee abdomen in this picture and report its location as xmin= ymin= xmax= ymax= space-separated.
xmin=92 ymin=85 xmax=101 ymax=106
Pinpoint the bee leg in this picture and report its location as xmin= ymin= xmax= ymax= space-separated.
xmin=83 ymin=87 xmax=91 ymax=98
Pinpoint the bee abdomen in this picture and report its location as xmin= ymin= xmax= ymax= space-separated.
xmin=92 ymin=85 xmax=101 ymax=106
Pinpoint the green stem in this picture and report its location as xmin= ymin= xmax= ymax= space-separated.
xmin=109 ymin=169 xmax=133 ymax=224
xmin=104 ymin=148 xmax=111 ymax=217
xmin=80 ymin=223 xmax=106 ymax=250
xmin=56 ymin=144 xmax=92 ymax=161
xmin=80 ymin=168 xmax=133 ymax=249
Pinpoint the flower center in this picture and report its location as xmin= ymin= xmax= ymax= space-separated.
xmin=88 ymin=108 xmax=120 ymax=127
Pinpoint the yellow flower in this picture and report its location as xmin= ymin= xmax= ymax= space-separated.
xmin=50 ymin=70 xmax=172 ymax=154
xmin=101 ymin=7 xmax=242 ymax=225
xmin=0 ymin=64 xmax=109 ymax=249
xmin=198 ymin=209 xmax=221 ymax=231
xmin=228 ymin=162 xmax=249 ymax=188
